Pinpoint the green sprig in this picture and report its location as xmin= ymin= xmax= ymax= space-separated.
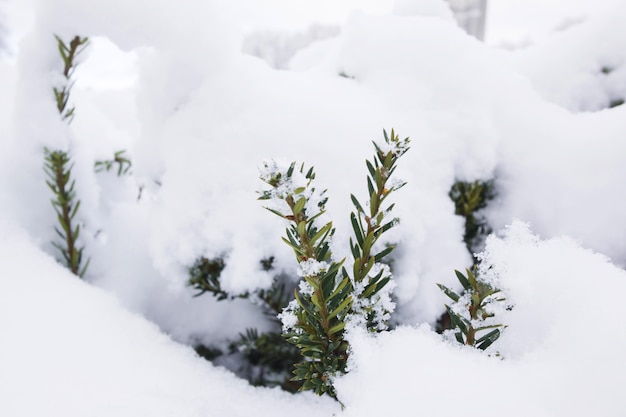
xmin=44 ymin=148 xmax=89 ymax=277
xmin=46 ymin=34 xmax=91 ymax=277
xmin=438 ymin=268 xmax=506 ymax=350
xmin=259 ymin=129 xmax=410 ymax=398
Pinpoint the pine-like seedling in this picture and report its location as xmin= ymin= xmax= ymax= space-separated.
xmin=46 ymin=34 xmax=90 ymax=277
xmin=53 ymin=35 xmax=89 ymax=122
xmin=259 ymin=129 xmax=409 ymax=398
xmin=438 ymin=268 xmax=506 ymax=350
xmin=44 ymin=148 xmax=89 ymax=277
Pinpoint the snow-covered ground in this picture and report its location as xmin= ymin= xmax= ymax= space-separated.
xmin=1 ymin=0 xmax=626 ymax=416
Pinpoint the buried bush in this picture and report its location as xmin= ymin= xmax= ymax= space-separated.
xmin=259 ymin=129 xmax=409 ymax=397
xmin=188 ymin=255 xmax=302 ymax=391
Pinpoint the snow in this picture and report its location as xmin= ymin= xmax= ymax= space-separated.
xmin=337 ymin=223 xmax=626 ymax=416
xmin=502 ymin=5 xmax=626 ymax=111
xmin=1 ymin=0 xmax=626 ymax=415
xmin=0 ymin=220 xmax=339 ymax=417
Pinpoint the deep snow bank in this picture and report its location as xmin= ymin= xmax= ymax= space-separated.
xmin=336 ymin=222 xmax=626 ymax=417
xmin=0 ymin=221 xmax=338 ymax=417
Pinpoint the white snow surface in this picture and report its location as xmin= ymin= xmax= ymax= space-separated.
xmin=337 ymin=222 xmax=626 ymax=417
xmin=1 ymin=0 xmax=626 ymax=415
xmin=0 ymin=220 xmax=338 ymax=416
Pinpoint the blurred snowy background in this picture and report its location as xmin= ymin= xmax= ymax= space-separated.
xmin=1 ymin=0 xmax=625 ymax=416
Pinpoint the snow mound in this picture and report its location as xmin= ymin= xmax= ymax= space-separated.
xmin=336 ymin=221 xmax=626 ymax=416
xmin=0 ymin=221 xmax=338 ymax=417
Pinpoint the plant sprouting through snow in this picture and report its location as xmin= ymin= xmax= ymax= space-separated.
xmin=259 ymin=129 xmax=410 ymax=397
xmin=439 ymin=267 xmax=508 ymax=351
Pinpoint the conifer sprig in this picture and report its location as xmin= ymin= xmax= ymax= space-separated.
xmin=259 ymin=129 xmax=410 ymax=398
xmin=46 ymin=34 xmax=90 ymax=277
xmin=259 ymin=161 xmax=351 ymax=397
xmin=53 ymin=35 xmax=89 ymax=123
xmin=347 ymin=128 xmax=409 ymax=331
xmin=438 ymin=268 xmax=506 ymax=350
xmin=44 ymin=148 xmax=89 ymax=277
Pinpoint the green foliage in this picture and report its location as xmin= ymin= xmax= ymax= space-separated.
xmin=188 ymin=256 xmax=229 ymax=299
xmin=449 ymin=179 xmax=495 ymax=257
xmin=438 ymin=268 xmax=506 ymax=350
xmin=348 ymin=129 xmax=409 ymax=330
xmin=442 ymin=178 xmax=506 ymax=348
xmin=95 ymin=150 xmax=132 ymax=176
xmin=44 ymin=148 xmax=89 ymax=277
xmin=188 ymin=256 xmax=302 ymax=390
xmin=260 ymin=162 xmax=349 ymax=397
xmin=259 ymin=129 xmax=410 ymax=398
xmin=46 ymin=35 xmax=90 ymax=277
xmin=231 ymin=328 xmax=302 ymax=390
xmin=53 ymin=35 xmax=89 ymax=122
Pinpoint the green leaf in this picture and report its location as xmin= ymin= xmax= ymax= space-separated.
xmin=454 ymin=269 xmax=471 ymax=290
xmin=297 ymin=221 xmax=306 ymax=237
xmin=361 ymin=232 xmax=375 ymax=257
xmin=328 ymin=295 xmax=352 ymax=320
xmin=446 ymin=305 xmax=468 ymax=335
xmin=367 ymin=176 xmax=375 ymax=198
xmin=57 ymin=214 xmax=69 ymax=233
xmin=350 ymin=194 xmax=365 ymax=214
xmin=317 ymin=242 xmax=331 ymax=261
xmin=361 ymin=273 xmax=388 ymax=299
xmin=349 ymin=238 xmax=360 ymax=260
xmin=311 ymin=222 xmax=333 ymax=246
xmin=293 ymin=197 xmax=306 ymax=215
xmin=374 ymin=168 xmax=383 ymax=190
xmin=328 ymin=321 xmax=345 ymax=335
xmin=281 ymin=237 xmax=305 ymax=256
xmin=304 ymin=276 xmax=320 ymax=290
xmin=70 ymin=199 xmax=81 ymax=220
xmin=360 ymin=256 xmax=375 ymax=279
xmin=374 ymin=245 xmax=394 ymax=263
xmin=352 ymin=257 xmax=361 ymax=279
xmin=321 ymin=274 xmax=336 ymax=300
xmin=378 ymin=219 xmax=397 ymax=235
xmin=328 ymin=276 xmax=350 ymax=302
xmin=476 ymin=329 xmax=500 ymax=350
xmin=366 ymin=159 xmax=376 ymax=179
xmin=350 ymin=212 xmax=364 ymax=247
xmin=369 ymin=191 xmax=378 ymax=216
xmin=79 ymin=256 xmax=90 ymax=278
xmin=466 ymin=268 xmax=478 ymax=288
xmin=437 ymin=283 xmax=460 ymax=302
